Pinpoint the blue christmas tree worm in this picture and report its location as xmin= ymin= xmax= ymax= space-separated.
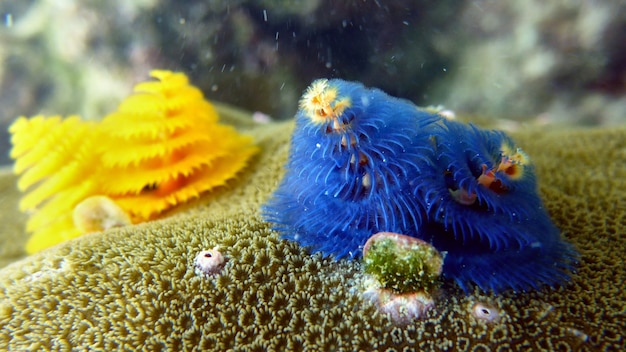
xmin=263 ymin=78 xmax=577 ymax=293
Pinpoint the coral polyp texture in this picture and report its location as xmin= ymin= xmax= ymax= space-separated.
xmin=263 ymin=78 xmax=577 ymax=293
xmin=9 ymin=70 xmax=258 ymax=253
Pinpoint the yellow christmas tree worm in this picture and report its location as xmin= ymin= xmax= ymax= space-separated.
xmin=98 ymin=70 xmax=259 ymax=221
xmin=9 ymin=70 xmax=259 ymax=253
xmin=9 ymin=115 xmax=102 ymax=253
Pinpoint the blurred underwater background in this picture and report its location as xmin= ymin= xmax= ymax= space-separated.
xmin=1 ymin=0 xmax=626 ymax=165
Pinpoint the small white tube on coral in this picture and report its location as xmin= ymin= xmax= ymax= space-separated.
xmin=471 ymin=302 xmax=501 ymax=323
xmin=194 ymin=247 xmax=226 ymax=277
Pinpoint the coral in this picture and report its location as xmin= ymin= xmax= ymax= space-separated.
xmin=0 ymin=113 xmax=625 ymax=351
xmin=362 ymin=232 xmax=443 ymax=293
xmin=0 ymin=171 xmax=28 ymax=268
xmin=264 ymin=79 xmax=576 ymax=293
xmin=9 ymin=71 xmax=258 ymax=253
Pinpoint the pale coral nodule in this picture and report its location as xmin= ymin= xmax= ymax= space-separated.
xmin=73 ymin=195 xmax=131 ymax=233
xmin=362 ymin=278 xmax=435 ymax=326
xmin=193 ymin=247 xmax=226 ymax=277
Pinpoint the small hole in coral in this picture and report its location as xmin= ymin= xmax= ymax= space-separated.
xmin=471 ymin=302 xmax=500 ymax=323
xmin=194 ymin=248 xmax=225 ymax=277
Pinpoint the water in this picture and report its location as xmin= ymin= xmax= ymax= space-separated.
xmin=0 ymin=1 xmax=624 ymax=350
xmin=1 ymin=1 xmax=623 ymax=165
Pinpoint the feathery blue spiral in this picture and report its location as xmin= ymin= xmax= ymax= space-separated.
xmin=263 ymin=78 xmax=577 ymax=293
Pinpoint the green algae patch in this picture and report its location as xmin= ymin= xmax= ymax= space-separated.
xmin=363 ymin=232 xmax=444 ymax=293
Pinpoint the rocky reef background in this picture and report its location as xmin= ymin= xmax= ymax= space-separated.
xmin=1 ymin=0 xmax=625 ymax=165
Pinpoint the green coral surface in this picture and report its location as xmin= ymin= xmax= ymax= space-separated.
xmin=0 ymin=106 xmax=625 ymax=351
